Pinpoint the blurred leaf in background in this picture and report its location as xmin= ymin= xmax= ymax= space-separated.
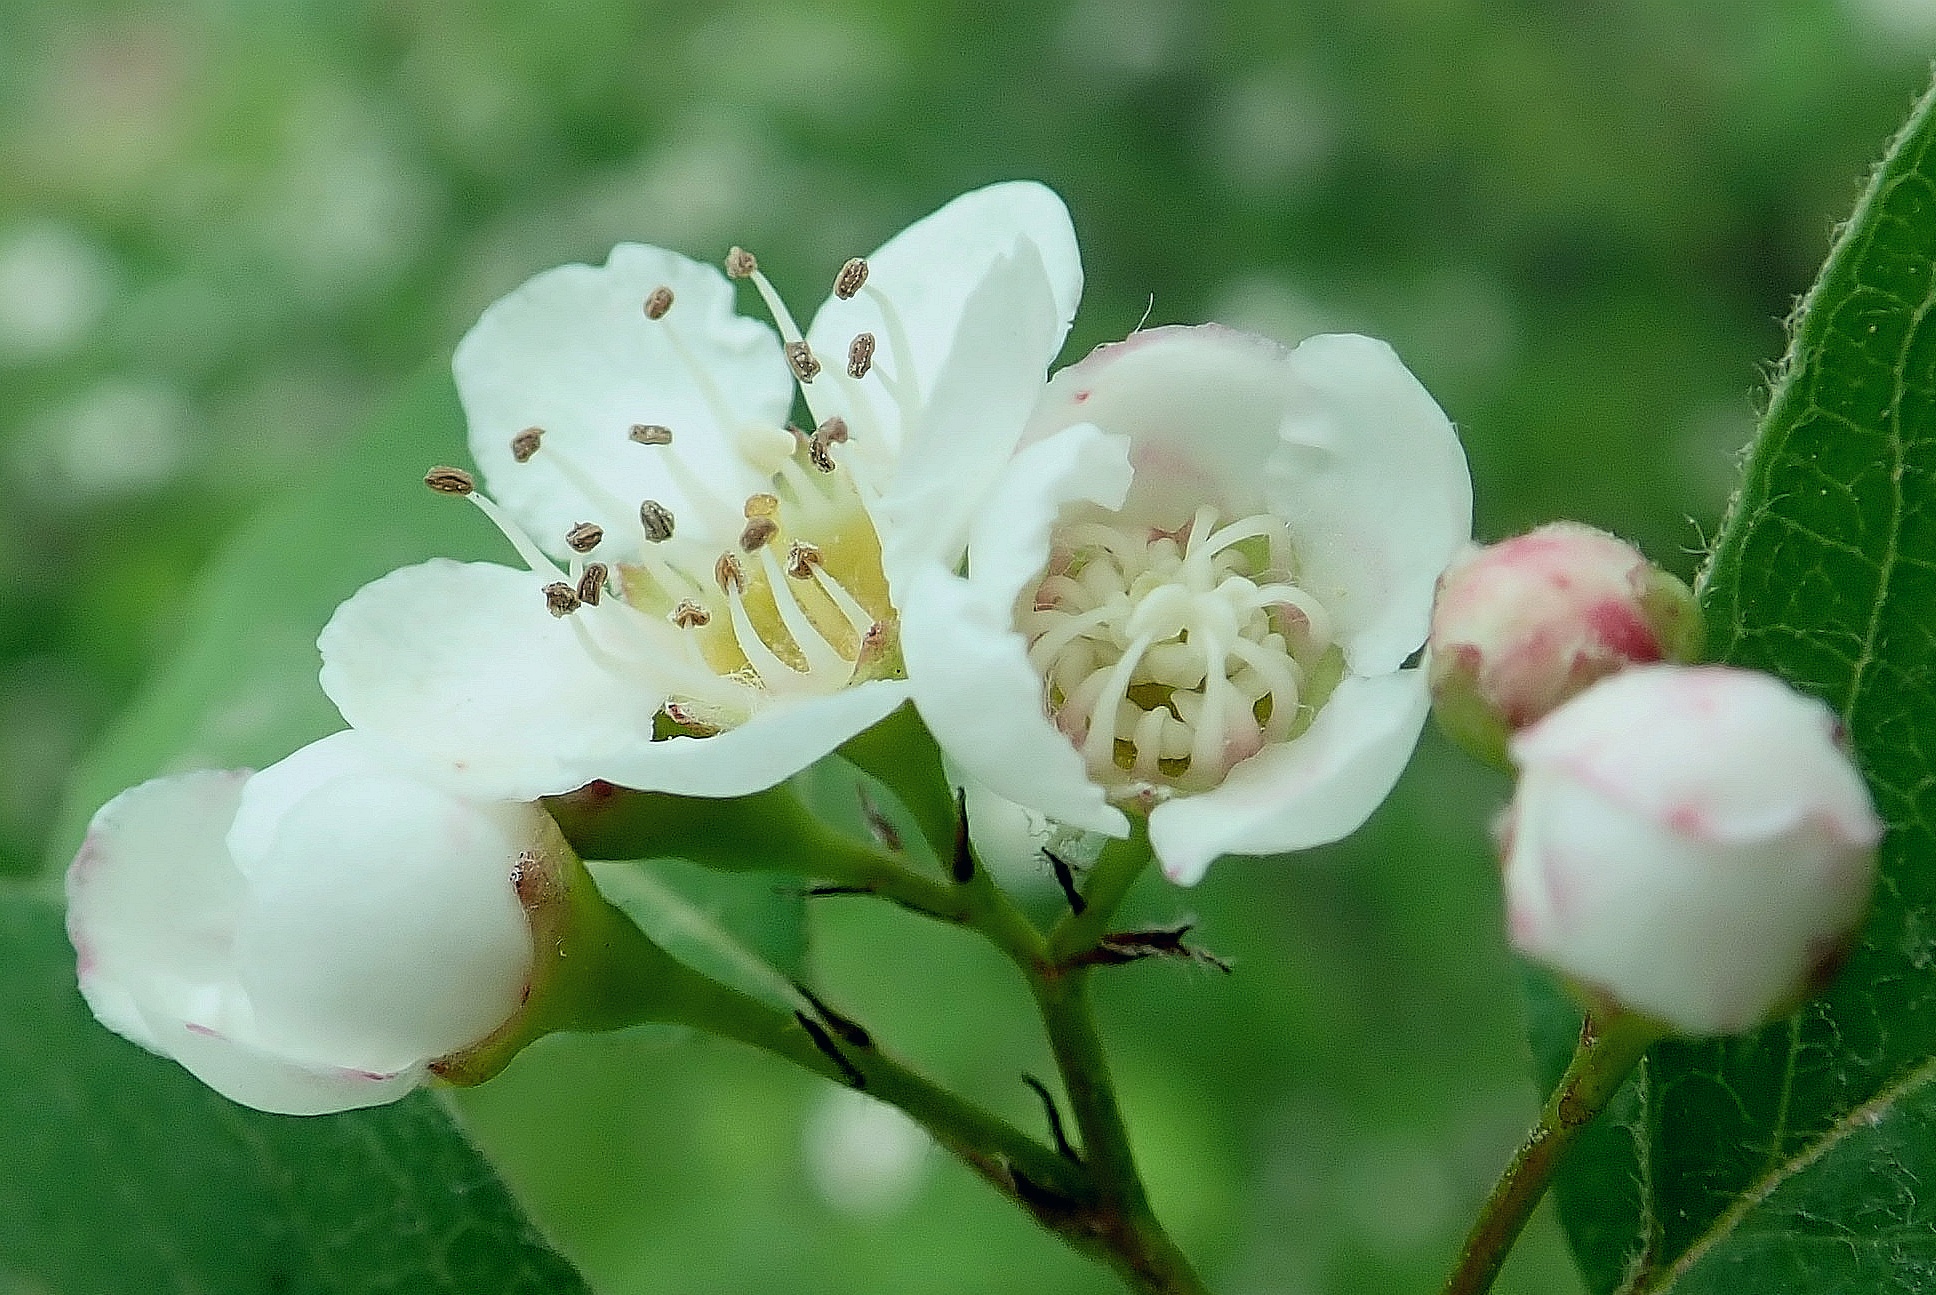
xmin=6 ymin=2 xmax=1936 ymax=1293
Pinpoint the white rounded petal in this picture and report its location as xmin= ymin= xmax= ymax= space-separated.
xmin=905 ymin=426 xmax=1136 ymax=836
xmin=66 ymin=770 xmax=252 ymax=1053
xmin=146 ymin=1008 xmax=425 ymax=1116
xmin=594 ymin=678 xmax=912 ymax=798
xmin=1021 ymin=326 xmax=1470 ymax=675
xmin=227 ymin=729 xmax=416 ymax=873
xmin=1148 ymin=670 xmax=1432 ymax=885
xmin=874 ymin=237 xmax=1063 ymax=591
xmin=457 ymin=244 xmax=793 ymax=557
xmin=1510 ymin=666 xmax=1881 ymax=847
xmin=235 ymin=773 xmax=537 ymax=1075
xmin=319 ymin=559 xmax=664 ymax=800
xmin=806 ymin=181 xmax=1082 ymax=455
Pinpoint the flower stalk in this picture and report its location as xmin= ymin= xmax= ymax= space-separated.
xmin=1441 ymin=1009 xmax=1661 ymax=1295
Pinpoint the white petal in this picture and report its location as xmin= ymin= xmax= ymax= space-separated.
xmin=1271 ymin=333 xmax=1472 ymax=674
xmin=66 ymin=769 xmax=252 ymax=1053
xmin=235 ymin=773 xmax=537 ymax=1074
xmin=806 ymin=181 xmax=1081 ymax=455
xmin=227 ymin=729 xmax=420 ymax=873
xmin=593 ymin=678 xmax=912 ymax=798
xmin=874 ymin=237 xmax=1062 ymax=590
xmin=319 ymin=559 xmax=664 ymax=800
xmin=904 ymin=426 xmax=1136 ymax=836
xmin=457 ymin=244 xmax=793 ymax=558
xmin=1148 ymin=670 xmax=1431 ymax=885
xmin=1020 ymin=326 xmax=1471 ymax=675
xmin=145 ymin=1008 xmax=425 ymax=1116
xmin=1510 ymin=665 xmax=1882 ymax=848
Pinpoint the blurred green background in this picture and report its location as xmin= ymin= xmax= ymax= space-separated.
xmin=4 ymin=1 xmax=1932 ymax=1292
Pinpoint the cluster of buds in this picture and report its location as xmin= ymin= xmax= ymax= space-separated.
xmin=1427 ymin=523 xmax=1882 ymax=1037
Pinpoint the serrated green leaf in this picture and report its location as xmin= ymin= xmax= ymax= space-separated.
xmin=0 ymin=890 xmax=588 ymax=1294
xmin=1537 ymin=75 xmax=1936 ymax=1294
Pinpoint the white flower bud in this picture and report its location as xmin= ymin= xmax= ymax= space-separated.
xmin=1501 ymin=665 xmax=1882 ymax=1036
xmin=66 ymin=731 xmax=548 ymax=1115
xmin=1428 ymin=522 xmax=1701 ymax=766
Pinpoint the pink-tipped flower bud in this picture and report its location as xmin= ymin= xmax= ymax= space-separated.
xmin=1428 ymin=521 xmax=1702 ymax=767
xmin=1501 ymin=665 xmax=1881 ymax=1036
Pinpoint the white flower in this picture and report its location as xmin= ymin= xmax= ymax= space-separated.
xmin=1502 ymin=665 xmax=1882 ymax=1036
xmin=1426 ymin=521 xmax=1702 ymax=764
xmin=319 ymin=183 xmax=1081 ymax=800
xmin=65 ymin=731 xmax=544 ymax=1115
xmin=903 ymin=324 xmax=1472 ymax=884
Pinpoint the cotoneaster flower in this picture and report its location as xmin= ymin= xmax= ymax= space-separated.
xmin=904 ymin=325 xmax=1472 ymax=884
xmin=66 ymin=731 xmax=547 ymax=1115
xmin=320 ymin=183 xmax=1080 ymax=799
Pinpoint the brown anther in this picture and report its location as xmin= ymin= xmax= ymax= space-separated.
xmin=785 ymin=340 xmax=821 ymax=383
xmin=859 ymin=621 xmax=891 ymax=657
xmin=847 ymin=332 xmax=875 ymax=379
xmin=670 ymin=599 xmax=712 ymax=629
xmin=739 ymin=516 xmax=780 ymax=552
xmin=725 ymin=246 xmax=758 ymax=279
xmin=808 ymin=414 xmax=849 ymax=471
xmin=629 ymin=423 xmax=673 ymax=446
xmin=565 ymin=522 xmax=604 ymax=553
xmin=808 ymin=440 xmax=835 ymax=473
xmin=576 ymin=562 xmax=608 ymax=606
xmin=715 ymin=552 xmax=747 ymax=594
xmin=424 ymin=465 xmax=475 ymax=495
xmin=833 ymin=257 xmax=869 ymax=299
xmin=543 ymin=582 xmax=582 ymax=617
xmin=744 ymin=492 xmax=780 ymax=518
xmin=785 ymin=540 xmax=823 ymax=579
xmin=511 ymin=427 xmax=544 ymax=463
xmin=644 ymin=286 xmax=674 ymax=319
xmin=639 ymin=499 xmax=675 ymax=542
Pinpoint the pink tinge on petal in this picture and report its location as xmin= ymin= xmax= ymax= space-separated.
xmin=1584 ymin=598 xmax=1663 ymax=663
xmin=185 ymin=1022 xmax=221 ymax=1039
xmin=336 ymin=1066 xmax=404 ymax=1083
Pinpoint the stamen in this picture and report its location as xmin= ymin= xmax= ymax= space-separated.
xmin=671 ymin=600 xmax=712 ymax=629
xmin=757 ymin=546 xmax=848 ymax=679
xmin=566 ymin=522 xmax=604 ymax=553
xmin=833 ymin=257 xmax=869 ymax=299
xmin=744 ymin=493 xmax=780 ymax=518
xmin=576 ymin=562 xmax=608 ymax=607
xmin=809 ymin=416 xmax=849 ymax=472
xmin=543 ymin=582 xmax=582 ymax=617
xmin=724 ymin=246 xmax=758 ymax=279
xmin=715 ymin=552 xmax=747 ymax=595
xmin=739 ymin=516 xmax=779 ymax=552
xmin=644 ymin=286 xmax=674 ymax=319
xmin=511 ymin=427 xmax=544 ymax=463
xmin=424 ymin=466 xmax=474 ymax=495
xmin=468 ymin=492 xmax=567 ymax=579
xmin=807 ymin=563 xmax=879 ymax=639
xmin=848 ymin=332 xmax=875 ymax=379
xmin=629 ymin=423 xmax=673 ymax=446
xmin=785 ymin=541 xmax=822 ymax=579
xmin=785 ymin=340 xmax=821 ymax=383
xmin=639 ymin=499 xmax=676 ymax=543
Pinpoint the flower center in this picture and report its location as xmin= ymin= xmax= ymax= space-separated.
xmin=1023 ymin=503 xmax=1340 ymax=799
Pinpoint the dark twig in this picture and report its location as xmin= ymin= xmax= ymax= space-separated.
xmin=1044 ymin=848 xmax=1088 ymax=916
xmin=794 ymin=1011 xmax=866 ymax=1088
xmin=950 ymin=788 xmax=975 ymax=883
xmin=793 ymin=981 xmax=873 ymax=1049
xmin=1022 ymin=1073 xmax=1081 ymax=1162
xmin=1071 ymin=922 xmax=1233 ymax=972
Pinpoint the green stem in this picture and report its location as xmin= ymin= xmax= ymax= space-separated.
xmin=1049 ymin=825 xmax=1156 ymax=963
xmin=1441 ymin=1010 xmax=1662 ymax=1295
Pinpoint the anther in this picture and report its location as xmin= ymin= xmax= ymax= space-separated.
xmin=859 ymin=622 xmax=891 ymax=659
xmin=715 ymin=552 xmax=747 ymax=594
xmin=576 ymin=562 xmax=608 ymax=606
xmin=744 ymin=493 xmax=780 ymax=518
xmin=424 ymin=465 xmax=475 ymax=495
xmin=847 ymin=332 xmax=875 ymax=379
xmin=785 ymin=340 xmax=821 ymax=383
xmin=725 ymin=246 xmax=758 ymax=279
xmin=511 ymin=427 xmax=544 ymax=463
xmin=644 ymin=286 xmax=674 ymax=319
xmin=739 ymin=516 xmax=780 ymax=552
xmin=785 ymin=540 xmax=823 ymax=579
xmin=629 ymin=423 xmax=673 ymax=446
xmin=565 ymin=522 xmax=604 ymax=553
xmin=833 ymin=257 xmax=869 ymax=299
xmin=808 ymin=415 xmax=848 ymax=472
xmin=543 ymin=582 xmax=581 ymax=617
xmin=670 ymin=599 xmax=712 ymax=629
xmin=639 ymin=500 xmax=676 ymax=542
